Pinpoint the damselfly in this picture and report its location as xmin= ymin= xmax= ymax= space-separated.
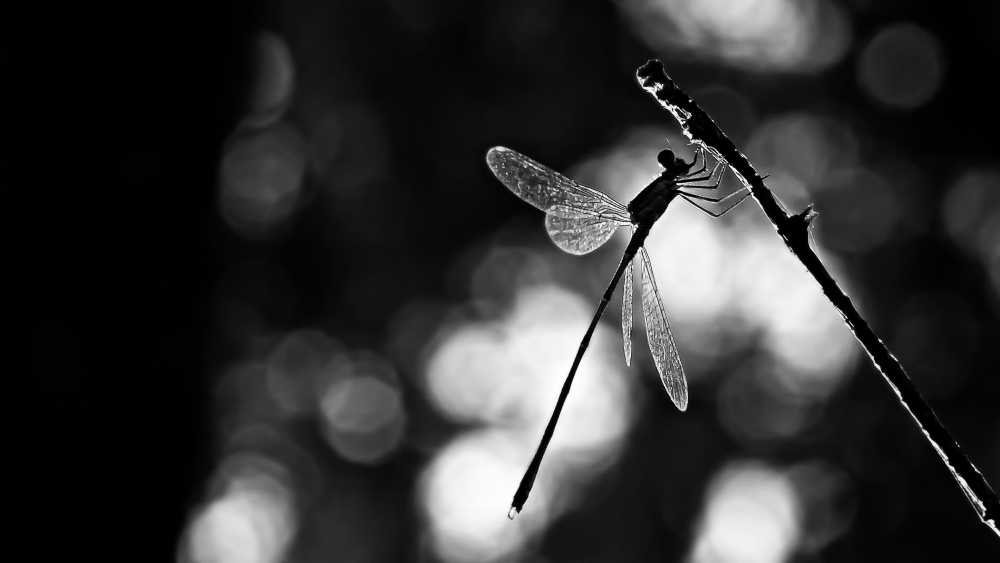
xmin=485 ymin=144 xmax=749 ymax=518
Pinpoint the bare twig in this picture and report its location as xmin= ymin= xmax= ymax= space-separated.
xmin=635 ymin=59 xmax=999 ymax=539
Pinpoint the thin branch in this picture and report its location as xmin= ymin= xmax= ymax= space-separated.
xmin=635 ymin=59 xmax=999 ymax=539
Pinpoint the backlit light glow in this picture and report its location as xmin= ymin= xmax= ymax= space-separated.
xmin=424 ymin=283 xmax=633 ymax=449
xmin=733 ymin=233 xmax=856 ymax=394
xmin=419 ymin=431 xmax=544 ymax=563
xmin=421 ymin=279 xmax=637 ymax=561
xmin=689 ymin=461 xmax=802 ymax=563
xmin=570 ymin=130 xmax=739 ymax=348
xmin=181 ymin=456 xmax=296 ymax=563
xmin=641 ymin=192 xmax=855 ymax=397
xmin=577 ymin=131 xmax=858 ymax=400
xmin=745 ymin=113 xmax=860 ymax=199
xmin=618 ymin=0 xmax=850 ymax=72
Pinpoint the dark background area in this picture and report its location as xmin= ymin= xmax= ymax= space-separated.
xmin=5 ymin=1 xmax=1000 ymax=561
xmin=5 ymin=2 xmax=255 ymax=559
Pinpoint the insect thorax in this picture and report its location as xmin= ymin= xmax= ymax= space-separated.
xmin=627 ymin=176 xmax=679 ymax=225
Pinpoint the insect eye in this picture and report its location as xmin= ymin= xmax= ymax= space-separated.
xmin=657 ymin=149 xmax=676 ymax=169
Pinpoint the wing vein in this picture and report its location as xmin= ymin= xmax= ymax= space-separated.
xmin=639 ymin=247 xmax=688 ymax=411
xmin=487 ymin=146 xmax=628 ymax=219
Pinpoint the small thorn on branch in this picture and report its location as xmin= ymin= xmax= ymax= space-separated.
xmin=782 ymin=205 xmax=817 ymax=248
xmin=793 ymin=204 xmax=818 ymax=227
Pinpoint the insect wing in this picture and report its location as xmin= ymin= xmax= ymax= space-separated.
xmin=622 ymin=252 xmax=634 ymax=366
xmin=639 ymin=247 xmax=688 ymax=411
xmin=545 ymin=209 xmax=621 ymax=255
xmin=486 ymin=146 xmax=629 ymax=221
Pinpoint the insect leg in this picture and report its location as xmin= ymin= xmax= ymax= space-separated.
xmin=678 ymin=184 xmax=748 ymax=203
xmin=680 ymin=161 xmax=718 ymax=183
xmin=679 ymin=188 xmax=750 ymax=217
xmin=685 ymin=146 xmax=708 ymax=177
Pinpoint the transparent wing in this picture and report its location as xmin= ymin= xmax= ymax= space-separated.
xmin=545 ymin=209 xmax=621 ymax=255
xmin=486 ymin=146 xmax=630 ymax=223
xmin=622 ymin=251 xmax=634 ymax=366
xmin=639 ymin=247 xmax=687 ymax=411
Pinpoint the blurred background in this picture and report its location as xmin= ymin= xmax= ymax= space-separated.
xmin=7 ymin=0 xmax=1000 ymax=561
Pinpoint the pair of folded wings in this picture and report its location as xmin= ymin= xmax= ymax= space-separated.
xmin=486 ymin=146 xmax=688 ymax=411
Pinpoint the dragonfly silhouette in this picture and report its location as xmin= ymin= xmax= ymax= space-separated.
xmin=486 ymin=144 xmax=749 ymax=518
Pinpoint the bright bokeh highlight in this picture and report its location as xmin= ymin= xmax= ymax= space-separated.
xmin=420 ymin=268 xmax=638 ymax=560
xmin=574 ymin=131 xmax=858 ymax=410
xmin=417 ymin=126 xmax=866 ymax=557
xmin=689 ymin=461 xmax=801 ymax=563
xmin=419 ymin=431 xmax=544 ymax=563
xmin=181 ymin=455 xmax=296 ymax=563
xmin=619 ymin=0 xmax=850 ymax=72
xmin=744 ymin=113 xmax=859 ymax=200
